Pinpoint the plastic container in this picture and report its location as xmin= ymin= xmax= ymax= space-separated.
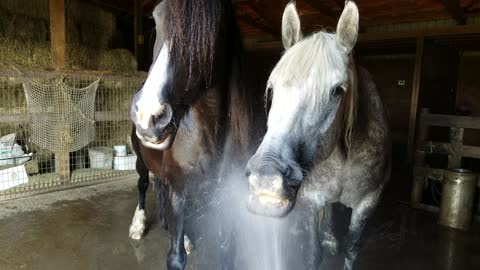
xmin=88 ymin=147 xmax=113 ymax=169
xmin=114 ymin=155 xmax=136 ymax=170
xmin=0 ymin=165 xmax=28 ymax=191
xmin=114 ymin=145 xmax=127 ymax=157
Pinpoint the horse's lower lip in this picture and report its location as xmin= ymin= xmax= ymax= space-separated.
xmin=255 ymin=192 xmax=289 ymax=207
xmin=246 ymin=193 xmax=293 ymax=217
xmin=153 ymin=134 xmax=170 ymax=144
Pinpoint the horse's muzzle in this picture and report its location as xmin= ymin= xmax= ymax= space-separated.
xmin=245 ymin=159 xmax=300 ymax=217
xmin=132 ymin=103 xmax=177 ymax=150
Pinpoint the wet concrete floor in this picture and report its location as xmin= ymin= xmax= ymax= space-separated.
xmin=0 ymin=174 xmax=479 ymax=270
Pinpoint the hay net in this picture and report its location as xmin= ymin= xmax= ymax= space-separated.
xmin=20 ymin=73 xmax=99 ymax=152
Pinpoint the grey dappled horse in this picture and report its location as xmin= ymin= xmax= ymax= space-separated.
xmin=246 ymin=2 xmax=391 ymax=269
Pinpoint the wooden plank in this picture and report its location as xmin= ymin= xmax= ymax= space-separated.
xmin=304 ymin=0 xmax=338 ymax=27
xmin=406 ymin=38 xmax=424 ymax=163
xmin=423 ymin=141 xmax=449 ymax=155
xmin=134 ymin=0 xmax=144 ymax=69
xmin=246 ymin=0 xmax=281 ymax=38
xmin=359 ymin=24 xmax=480 ymax=43
xmin=94 ymin=111 xmax=130 ymax=122
xmin=463 ymin=145 xmax=480 ymax=159
xmin=50 ymin=0 xmax=66 ymax=70
xmin=0 ymin=112 xmax=130 ymax=124
xmin=439 ymin=0 xmax=466 ymax=25
xmin=419 ymin=142 xmax=480 ymax=159
xmin=420 ymin=114 xmax=480 ymax=129
xmin=245 ymin=25 xmax=480 ymax=50
xmin=448 ymin=127 xmax=464 ymax=168
xmin=236 ymin=14 xmax=279 ymax=38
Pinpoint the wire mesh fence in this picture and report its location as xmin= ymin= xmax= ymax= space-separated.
xmin=0 ymin=68 xmax=146 ymax=200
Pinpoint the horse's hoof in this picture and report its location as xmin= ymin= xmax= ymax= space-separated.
xmin=129 ymin=206 xmax=147 ymax=240
xmin=321 ymin=233 xmax=339 ymax=255
xmin=184 ymin=235 xmax=194 ymax=255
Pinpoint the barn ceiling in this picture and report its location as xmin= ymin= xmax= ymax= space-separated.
xmin=88 ymin=0 xmax=480 ymax=38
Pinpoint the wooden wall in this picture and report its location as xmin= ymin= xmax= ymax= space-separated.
xmin=457 ymin=54 xmax=480 ymax=146
xmin=359 ymin=55 xmax=415 ymax=146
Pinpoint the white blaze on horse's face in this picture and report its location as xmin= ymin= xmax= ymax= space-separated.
xmin=135 ymin=43 xmax=170 ymax=130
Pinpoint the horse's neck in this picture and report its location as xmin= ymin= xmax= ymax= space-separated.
xmin=351 ymin=66 xmax=389 ymax=142
xmin=189 ymin=85 xmax=229 ymax=148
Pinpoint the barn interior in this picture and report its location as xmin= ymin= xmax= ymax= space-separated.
xmin=0 ymin=0 xmax=480 ymax=269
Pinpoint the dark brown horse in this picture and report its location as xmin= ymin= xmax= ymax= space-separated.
xmin=128 ymin=1 xmax=266 ymax=269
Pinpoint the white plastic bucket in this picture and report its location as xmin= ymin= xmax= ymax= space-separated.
xmin=114 ymin=155 xmax=136 ymax=170
xmin=114 ymin=145 xmax=127 ymax=157
xmin=88 ymin=147 xmax=113 ymax=169
xmin=0 ymin=165 xmax=28 ymax=191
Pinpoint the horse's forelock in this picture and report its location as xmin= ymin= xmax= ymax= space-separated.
xmin=164 ymin=0 xmax=224 ymax=84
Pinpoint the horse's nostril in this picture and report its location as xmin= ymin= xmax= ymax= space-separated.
xmin=152 ymin=114 xmax=159 ymax=125
xmin=245 ymin=169 xmax=251 ymax=178
xmin=285 ymin=165 xmax=292 ymax=177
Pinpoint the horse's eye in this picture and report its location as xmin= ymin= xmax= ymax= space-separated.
xmin=332 ymin=85 xmax=345 ymax=96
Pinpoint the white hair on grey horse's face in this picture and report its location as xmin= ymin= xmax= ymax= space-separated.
xmin=259 ymin=1 xmax=359 ymax=158
xmin=266 ymin=32 xmax=350 ymax=134
xmin=269 ymin=32 xmax=349 ymax=107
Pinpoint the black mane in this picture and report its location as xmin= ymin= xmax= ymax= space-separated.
xmin=164 ymin=0 xmax=225 ymax=83
xmin=164 ymin=0 xmax=254 ymax=149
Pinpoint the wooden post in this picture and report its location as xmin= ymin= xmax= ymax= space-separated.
xmin=50 ymin=0 xmax=70 ymax=182
xmin=411 ymin=108 xmax=429 ymax=206
xmin=134 ymin=0 xmax=144 ymax=69
xmin=448 ymin=127 xmax=464 ymax=168
xmin=50 ymin=0 xmax=66 ymax=69
xmin=407 ymin=36 xmax=425 ymax=164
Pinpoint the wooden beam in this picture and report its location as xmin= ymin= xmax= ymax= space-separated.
xmin=359 ymin=24 xmax=480 ymax=43
xmin=50 ymin=0 xmax=66 ymax=70
xmin=0 ymin=112 xmax=130 ymax=124
xmin=246 ymin=0 xmax=281 ymax=37
xmin=420 ymin=114 xmax=480 ymax=129
xmin=244 ymin=24 xmax=480 ymax=50
xmin=237 ymin=14 xmax=279 ymax=38
xmin=406 ymin=37 xmax=425 ymax=163
xmin=304 ymin=0 xmax=339 ymax=27
xmin=439 ymin=0 xmax=466 ymax=24
xmin=134 ymin=0 xmax=144 ymax=69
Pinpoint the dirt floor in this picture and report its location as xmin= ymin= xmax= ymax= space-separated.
xmin=0 ymin=169 xmax=479 ymax=270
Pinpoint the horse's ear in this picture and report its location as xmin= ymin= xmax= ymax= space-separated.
xmin=282 ymin=1 xmax=302 ymax=50
xmin=336 ymin=1 xmax=359 ymax=53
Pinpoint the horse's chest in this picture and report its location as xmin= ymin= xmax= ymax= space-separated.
xmin=301 ymin=160 xmax=345 ymax=203
xmin=169 ymin=118 xmax=219 ymax=175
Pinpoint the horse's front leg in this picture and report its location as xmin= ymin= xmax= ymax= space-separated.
xmin=166 ymin=188 xmax=187 ymax=270
xmin=155 ymin=177 xmax=168 ymax=231
xmin=129 ymin=158 xmax=149 ymax=240
xmin=343 ymin=188 xmax=382 ymax=270
xmin=320 ymin=203 xmax=339 ymax=255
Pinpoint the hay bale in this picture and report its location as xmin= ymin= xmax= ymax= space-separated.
xmin=66 ymin=0 xmax=116 ymax=49
xmin=12 ymin=16 xmax=49 ymax=42
xmin=0 ymin=38 xmax=51 ymax=68
xmin=1 ymin=0 xmax=116 ymax=49
xmin=98 ymin=49 xmax=137 ymax=72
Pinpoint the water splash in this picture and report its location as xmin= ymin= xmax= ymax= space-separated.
xmin=187 ymin=169 xmax=320 ymax=270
